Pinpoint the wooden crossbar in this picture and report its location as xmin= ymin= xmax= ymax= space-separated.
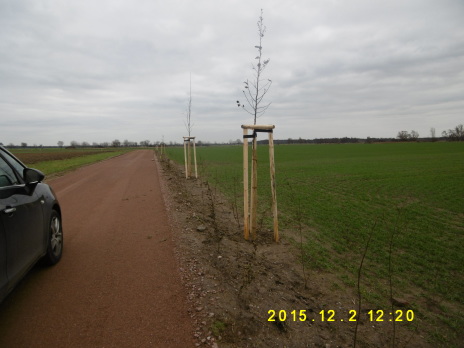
xmin=241 ymin=124 xmax=275 ymax=130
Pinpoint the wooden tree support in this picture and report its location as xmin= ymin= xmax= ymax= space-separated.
xmin=241 ymin=124 xmax=279 ymax=242
xmin=183 ymin=136 xmax=198 ymax=179
xmin=158 ymin=143 xmax=166 ymax=158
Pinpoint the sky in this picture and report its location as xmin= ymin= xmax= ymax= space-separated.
xmin=1 ymin=0 xmax=463 ymax=146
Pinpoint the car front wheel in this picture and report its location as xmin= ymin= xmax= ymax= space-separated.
xmin=43 ymin=210 xmax=63 ymax=265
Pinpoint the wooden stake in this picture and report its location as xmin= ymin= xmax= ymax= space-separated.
xmin=187 ymin=139 xmax=192 ymax=177
xmin=193 ymin=138 xmax=198 ymax=178
xmin=183 ymin=139 xmax=188 ymax=178
xmin=250 ymin=135 xmax=258 ymax=239
xmin=243 ymin=128 xmax=249 ymax=240
xmin=269 ymin=132 xmax=279 ymax=242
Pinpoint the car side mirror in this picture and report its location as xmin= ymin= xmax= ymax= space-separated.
xmin=23 ymin=168 xmax=45 ymax=185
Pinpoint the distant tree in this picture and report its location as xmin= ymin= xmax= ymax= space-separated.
xmin=237 ymin=9 xmax=272 ymax=125
xmin=140 ymin=140 xmax=150 ymax=147
xmin=455 ymin=124 xmax=464 ymax=140
xmin=443 ymin=124 xmax=464 ymax=141
xmin=397 ymin=131 xmax=410 ymax=141
xmin=82 ymin=141 xmax=90 ymax=147
xmin=21 ymin=142 xmax=27 ymax=147
xmin=123 ymin=139 xmax=130 ymax=147
xmin=112 ymin=139 xmax=121 ymax=147
xmin=410 ymin=130 xmax=419 ymax=140
xmin=70 ymin=140 xmax=79 ymax=147
xmin=430 ymin=127 xmax=436 ymax=140
xmin=57 ymin=141 xmax=64 ymax=148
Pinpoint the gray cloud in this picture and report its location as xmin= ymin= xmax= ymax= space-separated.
xmin=1 ymin=0 xmax=463 ymax=145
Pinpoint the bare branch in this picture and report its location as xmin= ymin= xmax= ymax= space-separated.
xmin=237 ymin=9 xmax=272 ymax=125
xmin=185 ymin=73 xmax=193 ymax=136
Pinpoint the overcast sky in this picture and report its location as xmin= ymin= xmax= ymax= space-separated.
xmin=1 ymin=0 xmax=463 ymax=146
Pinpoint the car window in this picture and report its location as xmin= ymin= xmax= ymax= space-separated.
xmin=0 ymin=150 xmax=25 ymax=180
xmin=0 ymin=156 xmax=19 ymax=187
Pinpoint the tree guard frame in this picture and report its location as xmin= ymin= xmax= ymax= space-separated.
xmin=158 ymin=142 xmax=166 ymax=158
xmin=183 ymin=136 xmax=198 ymax=179
xmin=241 ymin=124 xmax=278 ymax=242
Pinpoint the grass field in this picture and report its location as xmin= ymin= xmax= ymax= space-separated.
xmin=10 ymin=147 xmax=134 ymax=176
xmin=165 ymin=142 xmax=464 ymax=346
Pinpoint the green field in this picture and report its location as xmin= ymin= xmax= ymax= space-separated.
xmin=10 ymin=147 xmax=134 ymax=176
xmin=165 ymin=142 xmax=464 ymax=345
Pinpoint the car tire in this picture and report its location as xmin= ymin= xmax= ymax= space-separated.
xmin=43 ymin=210 xmax=63 ymax=266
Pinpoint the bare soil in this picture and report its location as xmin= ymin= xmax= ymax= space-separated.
xmin=157 ymin=154 xmax=433 ymax=348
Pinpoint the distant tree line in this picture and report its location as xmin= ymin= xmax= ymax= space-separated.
xmin=3 ymin=139 xmax=158 ymax=149
xmin=258 ymin=137 xmax=390 ymax=145
xmin=396 ymin=124 xmax=463 ymax=142
xmin=3 ymin=124 xmax=462 ymax=148
xmin=67 ymin=139 xmax=154 ymax=148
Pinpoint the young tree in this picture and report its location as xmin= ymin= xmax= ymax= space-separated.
xmin=237 ymin=9 xmax=272 ymax=124
xmin=185 ymin=73 xmax=193 ymax=136
xmin=183 ymin=73 xmax=198 ymax=178
xmin=236 ymin=10 xmax=277 ymax=241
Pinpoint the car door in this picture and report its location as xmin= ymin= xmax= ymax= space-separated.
xmin=0 ymin=156 xmax=17 ymax=299
xmin=0 ymin=153 xmax=44 ymax=289
xmin=0 ymin=211 xmax=7 ymax=300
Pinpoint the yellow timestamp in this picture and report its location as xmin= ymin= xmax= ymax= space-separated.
xmin=267 ymin=309 xmax=414 ymax=322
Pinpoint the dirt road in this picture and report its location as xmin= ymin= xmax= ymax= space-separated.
xmin=0 ymin=150 xmax=194 ymax=347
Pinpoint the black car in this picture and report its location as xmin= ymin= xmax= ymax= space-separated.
xmin=0 ymin=146 xmax=63 ymax=302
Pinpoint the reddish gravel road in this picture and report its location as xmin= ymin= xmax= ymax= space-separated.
xmin=0 ymin=150 xmax=194 ymax=347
